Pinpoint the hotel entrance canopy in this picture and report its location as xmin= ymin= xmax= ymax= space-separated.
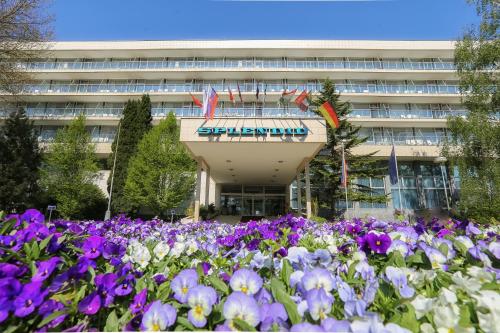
xmin=180 ymin=117 xmax=327 ymax=220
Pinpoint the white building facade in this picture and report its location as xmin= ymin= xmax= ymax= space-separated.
xmin=1 ymin=40 xmax=463 ymax=220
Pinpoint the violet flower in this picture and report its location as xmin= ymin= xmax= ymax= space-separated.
xmin=260 ymin=302 xmax=288 ymax=331
xmin=223 ymin=292 xmax=261 ymax=329
xmin=229 ymin=268 xmax=263 ymax=295
xmin=171 ymin=269 xmax=198 ymax=303
xmin=186 ymin=285 xmax=217 ymax=328
xmin=32 ymin=257 xmax=61 ymax=282
xmin=141 ymin=301 xmax=177 ymax=331
xmin=130 ymin=288 xmax=147 ymax=315
xmin=13 ymin=282 xmax=46 ymax=317
xmin=365 ymin=233 xmax=392 ymax=254
xmin=82 ymin=235 xmax=106 ymax=259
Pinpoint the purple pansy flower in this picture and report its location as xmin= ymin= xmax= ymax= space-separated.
xmin=82 ymin=235 xmax=106 ymax=259
xmin=32 ymin=257 xmax=61 ymax=282
xmin=186 ymin=285 xmax=217 ymax=328
xmin=365 ymin=233 xmax=392 ymax=254
xmin=223 ymin=292 xmax=261 ymax=329
xmin=260 ymin=302 xmax=288 ymax=331
xmin=229 ymin=268 xmax=263 ymax=295
xmin=13 ymin=282 xmax=45 ymax=317
xmin=130 ymin=288 xmax=148 ymax=315
xmin=141 ymin=301 xmax=177 ymax=331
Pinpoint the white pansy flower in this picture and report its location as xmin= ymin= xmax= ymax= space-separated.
xmin=433 ymin=305 xmax=460 ymax=330
xmin=130 ymin=243 xmax=151 ymax=270
xmin=186 ymin=241 xmax=199 ymax=256
xmin=327 ymin=244 xmax=338 ymax=255
xmin=170 ymin=242 xmax=185 ymax=257
xmin=467 ymin=266 xmax=494 ymax=284
xmin=352 ymin=250 xmax=367 ymax=262
xmin=437 ymin=288 xmax=457 ymax=305
xmin=411 ymin=294 xmax=434 ymax=319
xmin=153 ymin=242 xmax=170 ymax=261
xmin=451 ymin=271 xmax=482 ymax=294
xmin=455 ymin=236 xmax=474 ymax=250
xmin=420 ymin=323 xmax=435 ymax=333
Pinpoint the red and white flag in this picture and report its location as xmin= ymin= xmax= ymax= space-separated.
xmin=189 ymin=93 xmax=203 ymax=109
xmin=228 ymin=87 xmax=235 ymax=104
xmin=294 ymin=90 xmax=310 ymax=112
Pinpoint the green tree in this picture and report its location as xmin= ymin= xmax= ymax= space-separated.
xmin=0 ymin=108 xmax=41 ymax=212
xmin=108 ymin=95 xmax=152 ymax=213
xmin=124 ymin=112 xmax=195 ymax=216
xmin=310 ymin=79 xmax=387 ymax=216
xmin=41 ymin=115 xmax=106 ymax=219
xmin=443 ymin=0 xmax=499 ymax=222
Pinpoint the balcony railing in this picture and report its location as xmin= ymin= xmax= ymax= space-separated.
xmin=1 ymin=107 xmax=476 ymax=120
xmin=17 ymin=82 xmax=462 ymax=95
xmin=19 ymin=58 xmax=457 ymax=71
xmin=349 ymin=108 xmax=468 ymax=119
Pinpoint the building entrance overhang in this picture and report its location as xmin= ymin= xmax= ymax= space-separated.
xmin=180 ymin=117 xmax=327 ymax=184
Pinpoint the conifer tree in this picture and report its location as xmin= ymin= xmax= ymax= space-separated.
xmin=0 ymin=108 xmax=41 ymax=212
xmin=108 ymin=94 xmax=152 ymax=213
xmin=310 ymin=79 xmax=387 ymax=216
xmin=41 ymin=115 xmax=106 ymax=219
xmin=124 ymin=112 xmax=195 ymax=216
xmin=443 ymin=0 xmax=499 ymax=222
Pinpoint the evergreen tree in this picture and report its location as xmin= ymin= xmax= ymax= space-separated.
xmin=108 ymin=95 xmax=152 ymax=213
xmin=41 ymin=115 xmax=106 ymax=219
xmin=310 ymin=79 xmax=387 ymax=216
xmin=443 ymin=0 xmax=499 ymax=222
xmin=0 ymin=108 xmax=41 ymax=212
xmin=124 ymin=112 xmax=195 ymax=216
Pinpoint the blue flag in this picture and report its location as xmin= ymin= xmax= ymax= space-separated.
xmin=389 ymin=145 xmax=398 ymax=185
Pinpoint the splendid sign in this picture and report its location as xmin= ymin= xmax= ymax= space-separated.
xmin=197 ymin=127 xmax=308 ymax=136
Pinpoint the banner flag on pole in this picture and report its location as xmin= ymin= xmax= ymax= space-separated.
xmin=279 ymin=88 xmax=297 ymax=107
xmin=202 ymin=86 xmax=218 ymax=120
xmin=237 ymin=82 xmax=243 ymax=102
xmin=256 ymin=82 xmax=260 ymax=100
xmin=208 ymin=87 xmax=218 ymax=120
xmin=189 ymin=93 xmax=203 ymax=109
xmin=317 ymin=101 xmax=340 ymax=128
xmin=202 ymin=87 xmax=210 ymax=119
xmin=389 ymin=145 xmax=399 ymax=185
xmin=294 ymin=90 xmax=310 ymax=111
xmin=228 ymin=87 xmax=235 ymax=104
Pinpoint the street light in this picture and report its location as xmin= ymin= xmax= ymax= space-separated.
xmin=434 ymin=156 xmax=450 ymax=212
xmin=104 ymin=121 xmax=122 ymax=220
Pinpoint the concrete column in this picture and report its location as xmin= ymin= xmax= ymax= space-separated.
xmin=296 ymin=172 xmax=302 ymax=214
xmin=194 ymin=158 xmax=202 ymax=221
xmin=305 ymin=162 xmax=312 ymax=219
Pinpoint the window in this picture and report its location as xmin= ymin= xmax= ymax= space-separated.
xmin=358 ymin=177 xmax=387 ymax=209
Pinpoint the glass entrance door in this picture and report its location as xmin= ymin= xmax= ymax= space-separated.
xmin=242 ymin=196 xmax=264 ymax=216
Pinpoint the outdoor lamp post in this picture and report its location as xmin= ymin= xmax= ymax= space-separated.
xmin=434 ymin=156 xmax=450 ymax=211
xmin=104 ymin=120 xmax=122 ymax=220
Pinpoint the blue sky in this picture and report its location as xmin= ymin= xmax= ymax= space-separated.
xmin=52 ymin=0 xmax=479 ymax=41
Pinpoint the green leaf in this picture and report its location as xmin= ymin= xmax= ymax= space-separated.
xmin=37 ymin=310 xmax=66 ymax=328
xmin=392 ymin=251 xmax=406 ymax=268
xmin=453 ymin=240 xmax=468 ymax=256
xmin=31 ymin=241 xmax=40 ymax=260
xmin=281 ymin=259 xmax=293 ymax=289
xmin=233 ymin=318 xmax=257 ymax=332
xmin=407 ymin=252 xmax=424 ymax=265
xmin=396 ymin=305 xmax=419 ymax=333
xmin=23 ymin=242 xmax=31 ymax=258
xmin=0 ymin=218 xmax=16 ymax=235
xmin=39 ymin=234 xmax=54 ymax=252
xmin=104 ymin=310 xmax=119 ymax=332
xmin=177 ymin=316 xmax=195 ymax=331
xmin=458 ymin=304 xmax=471 ymax=327
xmin=270 ymin=278 xmax=301 ymax=325
xmin=208 ymin=274 xmax=229 ymax=295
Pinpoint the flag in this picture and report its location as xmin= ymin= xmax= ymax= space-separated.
xmin=228 ymin=87 xmax=235 ymax=104
xmin=189 ymin=93 xmax=203 ymax=109
xmin=202 ymin=86 xmax=218 ymax=120
xmin=389 ymin=145 xmax=399 ymax=185
xmin=237 ymin=82 xmax=243 ymax=102
xmin=317 ymin=101 xmax=340 ymax=128
xmin=256 ymin=82 xmax=260 ymax=100
xmin=294 ymin=90 xmax=310 ymax=112
xmin=279 ymin=88 xmax=297 ymax=107
xmin=263 ymin=83 xmax=267 ymax=104
xmin=341 ymin=156 xmax=348 ymax=188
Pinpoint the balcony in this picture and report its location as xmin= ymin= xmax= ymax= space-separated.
xmin=20 ymin=58 xmax=457 ymax=72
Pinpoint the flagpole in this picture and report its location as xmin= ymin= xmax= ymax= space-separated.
xmin=105 ymin=119 xmax=121 ymax=220
xmin=392 ymin=141 xmax=403 ymax=212
xmin=341 ymin=140 xmax=349 ymax=219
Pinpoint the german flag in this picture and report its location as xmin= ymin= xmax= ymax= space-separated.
xmin=318 ymin=101 xmax=340 ymax=128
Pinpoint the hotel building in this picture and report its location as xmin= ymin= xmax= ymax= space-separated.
xmin=1 ymin=40 xmax=463 ymax=220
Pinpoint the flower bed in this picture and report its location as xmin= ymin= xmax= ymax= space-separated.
xmin=0 ymin=210 xmax=499 ymax=332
